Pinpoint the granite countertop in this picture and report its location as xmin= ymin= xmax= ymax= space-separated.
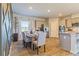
xmin=60 ymin=31 xmax=79 ymax=34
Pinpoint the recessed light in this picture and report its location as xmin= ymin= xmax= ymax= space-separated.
xmin=48 ymin=9 xmax=50 ymax=12
xmin=29 ymin=6 xmax=32 ymax=9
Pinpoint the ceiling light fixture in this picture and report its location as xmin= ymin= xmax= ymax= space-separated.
xmin=29 ymin=6 xmax=32 ymax=10
xmin=48 ymin=9 xmax=50 ymax=12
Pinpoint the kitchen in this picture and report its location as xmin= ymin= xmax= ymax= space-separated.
xmin=59 ymin=14 xmax=79 ymax=54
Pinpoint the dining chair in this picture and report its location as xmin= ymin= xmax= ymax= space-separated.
xmin=22 ymin=32 xmax=31 ymax=48
xmin=32 ymin=31 xmax=47 ymax=54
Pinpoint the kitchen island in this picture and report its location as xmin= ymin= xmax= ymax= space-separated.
xmin=59 ymin=32 xmax=79 ymax=54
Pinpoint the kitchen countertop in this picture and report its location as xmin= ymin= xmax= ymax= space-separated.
xmin=60 ymin=31 xmax=79 ymax=34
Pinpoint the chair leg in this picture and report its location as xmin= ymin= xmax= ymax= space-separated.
xmin=37 ymin=47 xmax=39 ymax=55
xmin=25 ymin=42 xmax=27 ymax=48
xmin=33 ymin=44 xmax=35 ymax=51
xmin=44 ymin=45 xmax=46 ymax=52
xmin=23 ymin=40 xmax=25 ymax=47
xmin=30 ymin=42 xmax=32 ymax=48
xmin=31 ymin=43 xmax=34 ymax=51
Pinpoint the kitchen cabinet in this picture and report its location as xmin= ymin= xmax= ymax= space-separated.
xmin=60 ymin=32 xmax=79 ymax=54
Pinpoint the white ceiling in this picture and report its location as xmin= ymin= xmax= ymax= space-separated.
xmin=12 ymin=3 xmax=79 ymax=18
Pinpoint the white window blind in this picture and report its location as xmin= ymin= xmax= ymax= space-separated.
xmin=21 ymin=20 xmax=29 ymax=32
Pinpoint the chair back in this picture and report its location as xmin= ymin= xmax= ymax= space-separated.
xmin=22 ymin=32 xmax=26 ymax=40
xmin=37 ymin=31 xmax=46 ymax=46
xmin=22 ymin=32 xmax=28 ymax=42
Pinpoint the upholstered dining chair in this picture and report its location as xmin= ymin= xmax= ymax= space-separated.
xmin=22 ymin=32 xmax=31 ymax=48
xmin=32 ymin=31 xmax=47 ymax=54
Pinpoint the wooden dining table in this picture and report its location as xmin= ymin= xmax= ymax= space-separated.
xmin=26 ymin=32 xmax=38 ymax=41
xmin=25 ymin=33 xmax=38 ymax=48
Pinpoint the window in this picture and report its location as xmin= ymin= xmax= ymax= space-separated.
xmin=21 ymin=20 xmax=29 ymax=32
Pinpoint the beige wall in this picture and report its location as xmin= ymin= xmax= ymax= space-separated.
xmin=49 ymin=18 xmax=59 ymax=38
xmin=13 ymin=14 xmax=47 ymax=32
xmin=59 ymin=14 xmax=79 ymax=28
xmin=14 ymin=14 xmax=79 ymax=39
xmin=13 ymin=13 xmax=47 ymax=40
xmin=71 ymin=18 xmax=79 ymax=23
xmin=59 ymin=14 xmax=79 ymax=33
xmin=35 ymin=19 xmax=47 ymax=30
xmin=13 ymin=13 xmax=79 ymax=39
xmin=59 ymin=18 xmax=65 ymax=26
xmin=59 ymin=17 xmax=72 ymax=27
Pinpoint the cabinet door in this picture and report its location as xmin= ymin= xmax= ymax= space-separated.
xmin=76 ymin=33 xmax=79 ymax=40
xmin=60 ymin=34 xmax=71 ymax=51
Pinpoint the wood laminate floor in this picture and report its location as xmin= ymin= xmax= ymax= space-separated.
xmin=9 ymin=38 xmax=73 ymax=56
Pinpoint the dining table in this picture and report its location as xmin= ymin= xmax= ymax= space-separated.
xmin=25 ymin=32 xmax=38 ymax=48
